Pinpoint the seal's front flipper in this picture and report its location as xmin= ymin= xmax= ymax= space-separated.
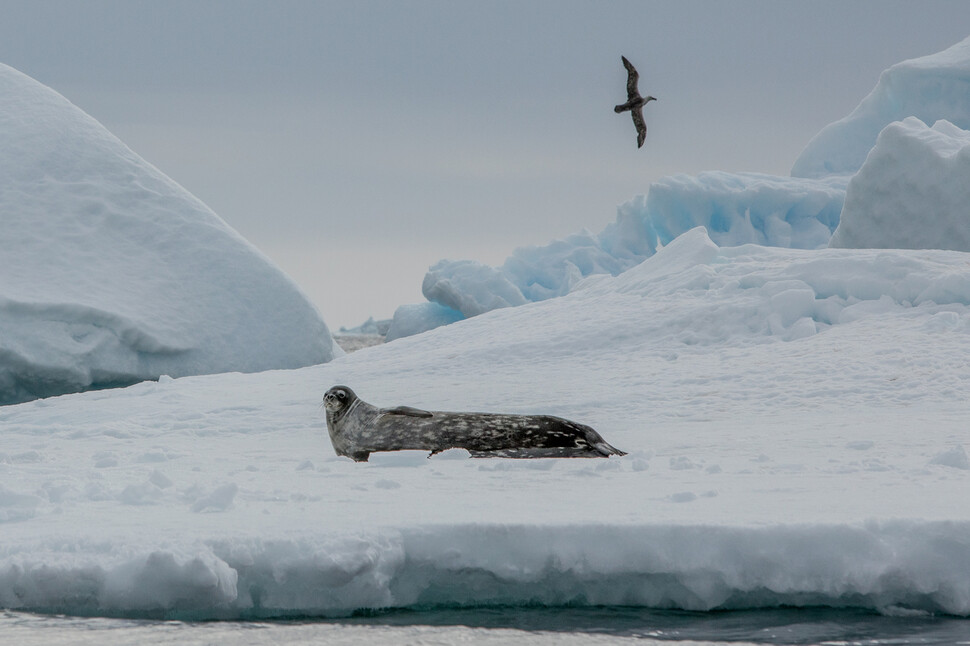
xmin=379 ymin=406 xmax=434 ymax=418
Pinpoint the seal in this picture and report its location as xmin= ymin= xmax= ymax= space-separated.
xmin=322 ymin=385 xmax=626 ymax=462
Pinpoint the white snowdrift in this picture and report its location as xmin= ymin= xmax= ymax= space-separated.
xmin=0 ymin=63 xmax=337 ymax=405
xmin=793 ymin=35 xmax=970 ymax=178
xmin=831 ymin=117 xmax=970 ymax=250
xmin=2 ymin=229 xmax=970 ymax=618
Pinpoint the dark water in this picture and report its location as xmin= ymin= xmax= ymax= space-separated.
xmin=341 ymin=605 xmax=970 ymax=644
xmin=5 ymin=606 xmax=970 ymax=645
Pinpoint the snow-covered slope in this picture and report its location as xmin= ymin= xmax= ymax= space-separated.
xmin=792 ymin=35 xmax=970 ymax=178
xmin=0 ymin=64 xmax=337 ymax=405
xmin=831 ymin=117 xmax=970 ymax=250
xmin=2 ymin=229 xmax=970 ymax=618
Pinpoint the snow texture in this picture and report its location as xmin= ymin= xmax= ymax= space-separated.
xmin=793 ymin=35 xmax=970 ymax=178
xmin=399 ymin=172 xmax=846 ymax=332
xmin=928 ymin=446 xmax=970 ymax=471
xmin=0 ymin=63 xmax=337 ymax=405
xmin=3 ymin=229 xmax=970 ymax=619
xmin=830 ymin=117 xmax=970 ymax=250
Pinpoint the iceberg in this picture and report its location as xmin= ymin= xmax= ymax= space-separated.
xmin=793 ymin=35 xmax=970 ymax=178
xmin=3 ymin=229 xmax=970 ymax=618
xmin=385 ymin=302 xmax=464 ymax=341
xmin=0 ymin=63 xmax=337 ymax=405
xmin=422 ymin=258 xmax=528 ymax=318
xmin=390 ymin=35 xmax=970 ymax=340
xmin=337 ymin=317 xmax=391 ymax=336
xmin=398 ymin=173 xmax=846 ymax=336
xmin=830 ymin=117 xmax=970 ymax=250
xmin=629 ymin=172 xmax=846 ymax=251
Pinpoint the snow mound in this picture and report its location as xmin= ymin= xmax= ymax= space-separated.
xmin=793 ymin=36 xmax=970 ymax=178
xmin=830 ymin=117 xmax=970 ymax=250
xmin=928 ymin=446 xmax=970 ymax=470
xmin=397 ymin=173 xmax=846 ymax=337
xmin=583 ymin=227 xmax=970 ymax=344
xmin=0 ymin=63 xmax=336 ymax=404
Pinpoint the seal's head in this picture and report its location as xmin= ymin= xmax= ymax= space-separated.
xmin=323 ymin=385 xmax=357 ymax=413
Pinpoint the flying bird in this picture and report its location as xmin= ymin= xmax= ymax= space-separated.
xmin=614 ymin=55 xmax=656 ymax=148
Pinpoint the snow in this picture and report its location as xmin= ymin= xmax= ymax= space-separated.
xmin=0 ymin=63 xmax=337 ymax=405
xmin=928 ymin=446 xmax=970 ymax=471
xmin=3 ymin=229 xmax=970 ymax=618
xmin=793 ymin=35 xmax=970 ymax=178
xmin=830 ymin=117 xmax=970 ymax=250
xmin=398 ymin=172 xmax=846 ymax=335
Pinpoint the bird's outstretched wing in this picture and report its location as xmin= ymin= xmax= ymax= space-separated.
xmin=631 ymin=107 xmax=647 ymax=148
xmin=622 ymin=55 xmax=640 ymax=101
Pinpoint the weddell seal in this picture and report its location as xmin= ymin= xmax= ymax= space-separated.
xmin=322 ymin=386 xmax=626 ymax=462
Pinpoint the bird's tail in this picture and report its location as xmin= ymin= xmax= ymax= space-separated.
xmin=614 ymin=104 xmax=628 ymax=114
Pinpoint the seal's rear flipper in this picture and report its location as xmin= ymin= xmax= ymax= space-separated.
xmin=593 ymin=441 xmax=627 ymax=457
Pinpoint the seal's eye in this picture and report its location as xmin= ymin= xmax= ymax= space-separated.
xmin=337 ymin=390 xmax=347 ymax=400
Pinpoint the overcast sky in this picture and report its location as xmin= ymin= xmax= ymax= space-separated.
xmin=3 ymin=1 xmax=970 ymax=328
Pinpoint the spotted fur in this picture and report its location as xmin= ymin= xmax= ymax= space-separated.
xmin=322 ymin=386 xmax=626 ymax=462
